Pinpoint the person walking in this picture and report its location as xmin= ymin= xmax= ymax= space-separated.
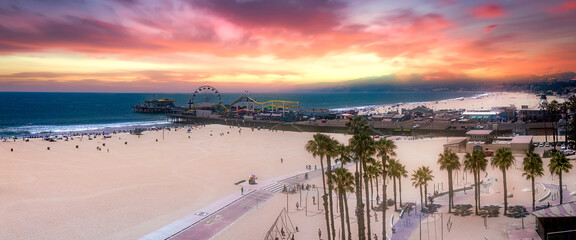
xmin=241 ymin=187 xmax=244 ymax=195
xmin=318 ymin=228 xmax=321 ymax=240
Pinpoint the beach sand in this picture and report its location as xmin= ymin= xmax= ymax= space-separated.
xmin=1 ymin=91 xmax=575 ymax=240
xmin=360 ymin=92 xmax=565 ymax=115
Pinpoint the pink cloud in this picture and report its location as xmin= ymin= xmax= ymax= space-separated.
xmin=548 ymin=1 xmax=576 ymax=13
xmin=192 ymin=0 xmax=347 ymax=34
xmin=470 ymin=3 xmax=507 ymax=18
xmin=482 ymin=24 xmax=499 ymax=33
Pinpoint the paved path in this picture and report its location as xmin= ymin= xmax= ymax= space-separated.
xmin=141 ymin=167 xmax=327 ymax=240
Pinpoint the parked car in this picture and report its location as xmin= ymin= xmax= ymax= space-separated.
xmin=561 ymin=144 xmax=566 ymax=150
xmin=545 ymin=142 xmax=550 ymax=147
xmin=564 ymin=149 xmax=575 ymax=156
xmin=539 ymin=142 xmax=544 ymax=147
xmin=534 ymin=142 xmax=539 ymax=147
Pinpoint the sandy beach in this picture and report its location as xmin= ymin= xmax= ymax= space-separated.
xmin=1 ymin=91 xmax=575 ymax=240
xmin=360 ymin=92 xmax=565 ymax=115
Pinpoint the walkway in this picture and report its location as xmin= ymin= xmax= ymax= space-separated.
xmin=140 ymin=167 xmax=326 ymax=240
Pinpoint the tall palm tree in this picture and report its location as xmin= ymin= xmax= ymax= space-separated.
xmin=421 ymin=166 xmax=434 ymax=207
xmin=464 ymin=150 xmax=488 ymax=215
xmin=349 ymin=128 xmax=375 ymax=240
xmin=491 ymin=147 xmax=515 ymax=215
xmin=306 ymin=133 xmax=336 ymax=240
xmin=388 ymin=158 xmax=401 ymax=211
xmin=412 ymin=166 xmax=434 ymax=210
xmin=522 ymin=152 xmax=544 ymax=211
xmin=371 ymin=161 xmax=383 ymax=205
xmin=324 ymin=138 xmax=340 ymax=240
xmin=543 ymin=100 xmax=561 ymax=148
xmin=336 ymin=144 xmax=352 ymax=168
xmin=437 ymin=149 xmax=461 ymax=213
xmin=549 ymin=151 xmax=573 ymax=204
xmin=375 ymin=138 xmax=397 ymax=240
xmin=332 ymin=168 xmax=355 ymax=240
xmin=365 ymin=161 xmax=379 ymax=210
xmin=396 ymin=162 xmax=408 ymax=208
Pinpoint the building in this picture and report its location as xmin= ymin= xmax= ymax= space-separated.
xmin=532 ymin=201 xmax=576 ymax=239
xmin=457 ymin=130 xmax=533 ymax=154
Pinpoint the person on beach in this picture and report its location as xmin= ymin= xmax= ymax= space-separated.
xmin=241 ymin=187 xmax=244 ymax=195
xmin=281 ymin=158 xmax=283 ymax=163
xmin=318 ymin=229 xmax=321 ymax=239
xmin=296 ymin=202 xmax=299 ymax=210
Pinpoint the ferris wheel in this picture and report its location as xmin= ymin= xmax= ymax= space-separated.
xmin=188 ymin=85 xmax=223 ymax=110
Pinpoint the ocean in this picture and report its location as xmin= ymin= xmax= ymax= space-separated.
xmin=0 ymin=91 xmax=481 ymax=136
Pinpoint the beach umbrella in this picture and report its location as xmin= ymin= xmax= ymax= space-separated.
xmin=248 ymin=174 xmax=256 ymax=179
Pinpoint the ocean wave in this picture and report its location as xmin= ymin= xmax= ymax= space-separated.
xmin=0 ymin=120 xmax=169 ymax=136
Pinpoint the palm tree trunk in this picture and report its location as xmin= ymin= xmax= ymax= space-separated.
xmin=339 ymin=192 xmax=346 ymax=240
xmin=363 ymin=161 xmax=372 ymax=240
xmin=424 ymin=183 xmax=429 ymax=208
xmin=477 ymin=170 xmax=481 ymax=212
xmin=381 ymin=170 xmax=388 ymax=240
xmin=356 ymin=162 xmax=365 ymax=240
xmin=375 ymin=177 xmax=380 ymax=204
xmin=370 ymin=177 xmax=374 ymax=210
xmin=448 ymin=169 xmax=453 ymax=213
xmin=327 ymin=157 xmax=336 ymax=240
xmin=559 ymin=171 xmax=564 ymax=204
xmin=399 ymin=177 xmax=403 ymax=208
xmin=319 ymin=157 xmax=332 ymax=240
xmin=502 ymin=168 xmax=508 ymax=215
xmin=473 ymin=170 xmax=478 ymax=215
xmin=531 ymin=176 xmax=535 ymax=211
xmin=420 ymin=185 xmax=424 ymax=211
xmin=393 ymin=176 xmax=398 ymax=211
xmin=344 ymin=194 xmax=352 ymax=240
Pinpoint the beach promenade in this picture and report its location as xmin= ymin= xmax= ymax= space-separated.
xmin=141 ymin=167 xmax=325 ymax=240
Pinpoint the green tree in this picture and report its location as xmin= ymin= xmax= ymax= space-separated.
xmin=349 ymin=128 xmax=375 ymax=240
xmin=306 ymin=133 xmax=337 ymax=240
xmin=331 ymin=168 xmax=355 ymax=240
xmin=464 ymin=150 xmax=488 ymax=215
xmin=396 ymin=162 xmax=408 ymax=208
xmin=491 ymin=148 xmax=515 ymax=215
xmin=437 ymin=149 xmax=461 ymax=213
xmin=522 ymin=152 xmax=544 ymax=211
xmin=549 ymin=151 xmax=573 ymax=204
xmin=412 ymin=166 xmax=434 ymax=211
xmin=388 ymin=158 xmax=401 ymax=211
xmin=375 ymin=138 xmax=397 ymax=239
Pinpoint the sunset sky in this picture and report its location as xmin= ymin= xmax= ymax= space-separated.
xmin=1 ymin=0 xmax=575 ymax=92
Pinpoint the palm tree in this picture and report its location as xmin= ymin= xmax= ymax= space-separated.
xmin=421 ymin=166 xmax=434 ymax=207
xmin=349 ymin=128 xmax=375 ymax=240
xmin=396 ymin=162 xmax=408 ymax=208
xmin=464 ymin=150 xmax=488 ymax=215
xmin=371 ymin=161 xmax=383 ymax=205
xmin=336 ymin=144 xmax=352 ymax=168
xmin=491 ymin=147 xmax=515 ymax=215
xmin=332 ymin=168 xmax=355 ymax=240
xmin=375 ymin=138 xmax=397 ymax=239
xmin=306 ymin=133 xmax=337 ymax=240
xmin=549 ymin=151 xmax=573 ymax=204
xmin=365 ymin=161 xmax=379 ymax=210
xmin=388 ymin=158 xmax=401 ymax=211
xmin=522 ymin=152 xmax=544 ymax=211
xmin=346 ymin=115 xmax=368 ymax=135
xmin=411 ymin=166 xmax=425 ymax=211
xmin=437 ymin=149 xmax=461 ymax=213
xmin=543 ymin=100 xmax=560 ymax=148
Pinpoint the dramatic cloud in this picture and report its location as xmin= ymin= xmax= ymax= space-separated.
xmin=549 ymin=1 xmax=576 ymax=13
xmin=0 ymin=0 xmax=575 ymax=92
xmin=470 ymin=3 xmax=507 ymax=18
